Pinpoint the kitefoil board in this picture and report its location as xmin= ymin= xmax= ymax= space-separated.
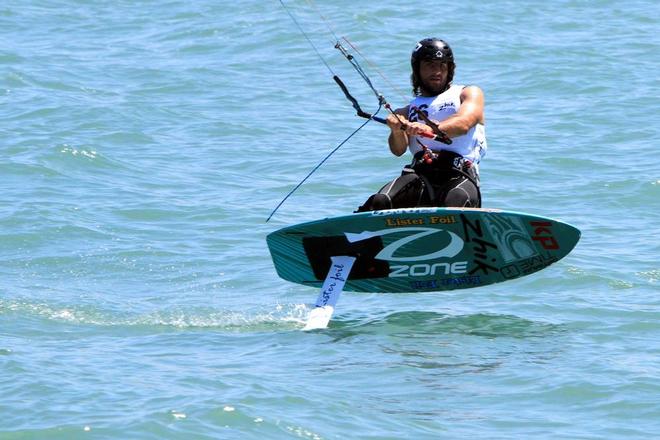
xmin=267 ymin=207 xmax=580 ymax=329
xmin=267 ymin=207 xmax=580 ymax=294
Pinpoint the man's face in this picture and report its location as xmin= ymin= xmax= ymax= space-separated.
xmin=419 ymin=60 xmax=449 ymax=96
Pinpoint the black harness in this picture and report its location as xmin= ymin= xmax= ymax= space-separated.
xmin=403 ymin=150 xmax=482 ymax=208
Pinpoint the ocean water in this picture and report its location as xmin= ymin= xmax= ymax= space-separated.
xmin=1 ymin=0 xmax=659 ymax=438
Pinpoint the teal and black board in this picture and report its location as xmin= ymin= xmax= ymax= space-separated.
xmin=267 ymin=207 xmax=580 ymax=293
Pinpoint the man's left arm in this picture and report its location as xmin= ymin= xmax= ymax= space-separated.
xmin=433 ymin=86 xmax=485 ymax=138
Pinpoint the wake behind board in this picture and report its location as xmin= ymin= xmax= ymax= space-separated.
xmin=267 ymin=207 xmax=580 ymax=293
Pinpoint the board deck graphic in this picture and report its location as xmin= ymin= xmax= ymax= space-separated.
xmin=267 ymin=207 xmax=580 ymax=293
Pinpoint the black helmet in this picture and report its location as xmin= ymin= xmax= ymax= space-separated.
xmin=410 ymin=38 xmax=455 ymax=96
xmin=411 ymin=38 xmax=454 ymax=67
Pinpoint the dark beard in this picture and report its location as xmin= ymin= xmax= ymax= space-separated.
xmin=420 ymin=79 xmax=448 ymax=96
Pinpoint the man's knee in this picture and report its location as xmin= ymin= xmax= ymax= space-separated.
xmin=356 ymin=193 xmax=392 ymax=212
xmin=443 ymin=183 xmax=480 ymax=208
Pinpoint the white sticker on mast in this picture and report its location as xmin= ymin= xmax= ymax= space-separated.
xmin=303 ymin=255 xmax=356 ymax=331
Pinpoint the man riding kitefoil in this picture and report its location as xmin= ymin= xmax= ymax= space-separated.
xmin=357 ymin=38 xmax=487 ymax=212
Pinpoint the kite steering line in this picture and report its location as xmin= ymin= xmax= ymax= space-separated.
xmin=268 ymin=1 xmax=451 ymax=222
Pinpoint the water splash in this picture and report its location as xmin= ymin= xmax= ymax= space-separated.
xmin=0 ymin=298 xmax=311 ymax=332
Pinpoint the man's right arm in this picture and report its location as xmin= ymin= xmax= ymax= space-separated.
xmin=387 ymin=107 xmax=410 ymax=156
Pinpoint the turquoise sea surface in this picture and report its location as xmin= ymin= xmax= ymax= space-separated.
xmin=2 ymin=1 xmax=659 ymax=438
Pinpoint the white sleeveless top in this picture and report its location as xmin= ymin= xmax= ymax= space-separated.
xmin=407 ymin=84 xmax=487 ymax=163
